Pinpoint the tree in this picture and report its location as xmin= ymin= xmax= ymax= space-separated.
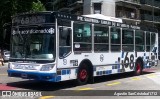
xmin=31 ymin=0 xmax=46 ymax=12
xmin=0 ymin=0 xmax=46 ymax=49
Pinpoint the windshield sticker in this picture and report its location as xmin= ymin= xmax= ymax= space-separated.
xmin=12 ymin=28 xmax=55 ymax=35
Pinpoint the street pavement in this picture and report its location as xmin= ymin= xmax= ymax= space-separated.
xmin=0 ymin=62 xmax=160 ymax=99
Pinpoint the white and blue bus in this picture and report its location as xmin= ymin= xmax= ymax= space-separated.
xmin=8 ymin=12 xmax=158 ymax=85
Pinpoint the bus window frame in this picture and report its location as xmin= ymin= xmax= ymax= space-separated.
xmin=73 ymin=22 xmax=92 ymax=52
xmin=145 ymin=31 xmax=151 ymax=52
xmin=10 ymin=24 xmax=56 ymax=60
xmin=94 ymin=24 xmax=109 ymax=52
xmin=122 ymin=28 xmax=134 ymax=52
xmin=110 ymin=26 xmax=121 ymax=52
xmin=135 ymin=30 xmax=145 ymax=52
xmin=58 ymin=26 xmax=72 ymax=59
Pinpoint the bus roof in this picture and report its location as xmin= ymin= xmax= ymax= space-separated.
xmin=83 ymin=14 xmax=123 ymax=23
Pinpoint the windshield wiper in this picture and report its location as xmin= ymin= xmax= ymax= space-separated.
xmin=15 ymin=27 xmax=25 ymax=58
xmin=16 ymin=27 xmax=30 ymax=59
xmin=16 ymin=27 xmax=24 ymax=42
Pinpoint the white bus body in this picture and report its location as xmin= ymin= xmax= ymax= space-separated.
xmin=8 ymin=12 xmax=158 ymax=85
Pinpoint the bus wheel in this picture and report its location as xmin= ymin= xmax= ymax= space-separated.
xmin=134 ymin=60 xmax=143 ymax=76
xmin=77 ymin=63 xmax=89 ymax=85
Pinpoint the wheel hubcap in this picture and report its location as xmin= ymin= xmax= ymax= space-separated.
xmin=137 ymin=63 xmax=141 ymax=74
xmin=79 ymin=69 xmax=87 ymax=80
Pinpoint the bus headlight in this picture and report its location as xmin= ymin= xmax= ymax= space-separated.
xmin=40 ymin=64 xmax=55 ymax=71
xmin=8 ymin=62 xmax=14 ymax=69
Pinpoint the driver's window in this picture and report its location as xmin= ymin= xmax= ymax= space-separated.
xmin=59 ymin=27 xmax=71 ymax=58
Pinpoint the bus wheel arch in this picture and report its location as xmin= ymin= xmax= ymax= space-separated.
xmin=77 ymin=59 xmax=93 ymax=85
xmin=134 ymin=57 xmax=143 ymax=76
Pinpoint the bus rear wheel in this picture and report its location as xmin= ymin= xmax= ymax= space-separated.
xmin=134 ymin=60 xmax=143 ymax=76
xmin=77 ymin=63 xmax=89 ymax=85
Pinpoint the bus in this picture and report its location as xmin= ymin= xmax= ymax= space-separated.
xmin=8 ymin=11 xmax=158 ymax=85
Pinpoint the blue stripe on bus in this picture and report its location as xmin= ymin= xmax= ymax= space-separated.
xmin=118 ymin=64 xmax=120 ymax=69
xmin=118 ymin=69 xmax=121 ymax=73
xmin=144 ymin=64 xmax=152 ymax=69
xmin=106 ymin=70 xmax=112 ymax=75
xmin=112 ymin=65 xmax=115 ymax=69
xmin=67 ymin=70 xmax=70 ymax=74
xmin=103 ymin=71 xmax=106 ymax=75
xmin=106 ymin=71 xmax=109 ymax=74
xmin=109 ymin=70 xmax=112 ymax=74
xmin=62 ymin=70 xmax=67 ymax=75
xmin=121 ymin=52 xmax=124 ymax=58
xmin=96 ymin=70 xmax=113 ymax=76
xmin=100 ymin=71 xmax=102 ymax=75
xmin=61 ymin=69 xmax=71 ymax=75
xmin=97 ymin=71 xmax=100 ymax=75
xmin=112 ymin=65 xmax=119 ymax=70
xmin=7 ymin=69 xmax=57 ymax=81
xmin=56 ymin=76 xmax=61 ymax=82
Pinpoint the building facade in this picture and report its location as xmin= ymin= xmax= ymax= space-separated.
xmin=47 ymin=0 xmax=160 ymax=31
xmin=45 ymin=0 xmax=83 ymax=15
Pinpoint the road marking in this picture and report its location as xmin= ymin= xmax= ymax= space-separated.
xmin=146 ymin=74 xmax=156 ymax=78
xmin=106 ymin=82 xmax=121 ymax=86
xmin=39 ymin=96 xmax=55 ymax=99
xmin=131 ymin=77 xmax=141 ymax=81
xmin=0 ymin=84 xmax=17 ymax=90
xmin=77 ymin=87 xmax=93 ymax=91
xmin=0 ymin=74 xmax=8 ymax=76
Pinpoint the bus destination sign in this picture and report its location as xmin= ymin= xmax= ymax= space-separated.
xmin=12 ymin=14 xmax=51 ymax=26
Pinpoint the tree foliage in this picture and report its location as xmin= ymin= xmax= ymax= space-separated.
xmin=31 ymin=0 xmax=46 ymax=12
xmin=0 ymin=0 xmax=46 ymax=48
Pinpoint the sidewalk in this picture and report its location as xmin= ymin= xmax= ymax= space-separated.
xmin=0 ymin=62 xmax=8 ymax=67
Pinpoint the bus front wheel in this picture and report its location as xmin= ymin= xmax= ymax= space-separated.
xmin=77 ymin=63 xmax=89 ymax=85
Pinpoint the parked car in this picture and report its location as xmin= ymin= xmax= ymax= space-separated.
xmin=2 ymin=51 xmax=10 ymax=62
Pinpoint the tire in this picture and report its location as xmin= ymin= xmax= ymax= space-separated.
xmin=134 ymin=60 xmax=143 ymax=76
xmin=77 ymin=63 xmax=89 ymax=85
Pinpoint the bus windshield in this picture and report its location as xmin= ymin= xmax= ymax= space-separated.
xmin=11 ymin=26 xmax=55 ymax=60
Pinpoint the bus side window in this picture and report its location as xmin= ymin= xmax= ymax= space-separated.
xmin=151 ymin=33 xmax=156 ymax=51
xmin=135 ymin=30 xmax=145 ymax=52
xmin=94 ymin=25 xmax=109 ymax=52
xmin=110 ymin=27 xmax=121 ymax=51
xmin=122 ymin=29 xmax=134 ymax=51
xmin=73 ymin=22 xmax=92 ymax=51
xmin=146 ymin=32 xmax=150 ymax=51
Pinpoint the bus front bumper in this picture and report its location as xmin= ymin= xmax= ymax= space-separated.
xmin=7 ymin=70 xmax=60 ymax=82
